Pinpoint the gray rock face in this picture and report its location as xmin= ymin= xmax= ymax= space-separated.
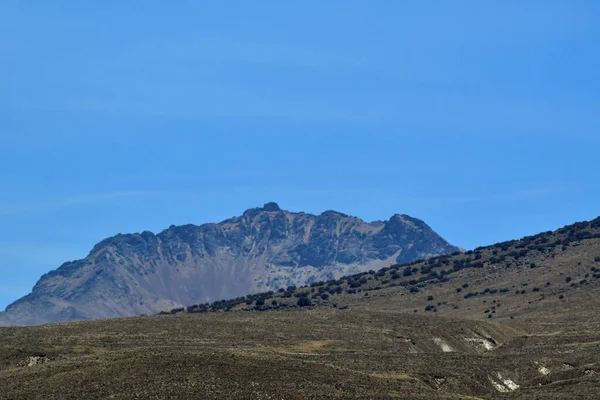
xmin=0 ymin=203 xmax=458 ymax=326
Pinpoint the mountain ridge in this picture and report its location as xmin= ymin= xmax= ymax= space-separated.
xmin=0 ymin=203 xmax=458 ymax=326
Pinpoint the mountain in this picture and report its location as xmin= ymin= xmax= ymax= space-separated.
xmin=2 ymin=215 xmax=600 ymax=399
xmin=0 ymin=202 xmax=458 ymax=326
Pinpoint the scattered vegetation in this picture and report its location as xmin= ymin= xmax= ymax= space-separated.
xmin=163 ymin=216 xmax=600 ymax=316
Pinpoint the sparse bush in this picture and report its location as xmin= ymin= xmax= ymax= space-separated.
xmin=187 ymin=305 xmax=199 ymax=313
xmin=297 ymin=296 xmax=312 ymax=307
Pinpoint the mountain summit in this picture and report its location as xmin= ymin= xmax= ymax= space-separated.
xmin=0 ymin=203 xmax=458 ymax=326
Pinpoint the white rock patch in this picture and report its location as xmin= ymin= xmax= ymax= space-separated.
xmin=490 ymin=379 xmax=510 ymax=393
xmin=465 ymin=337 xmax=496 ymax=351
xmin=432 ymin=338 xmax=454 ymax=352
xmin=538 ymin=366 xmax=551 ymax=375
xmin=490 ymin=373 xmax=520 ymax=392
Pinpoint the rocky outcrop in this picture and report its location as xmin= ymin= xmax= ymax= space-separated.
xmin=0 ymin=203 xmax=458 ymax=326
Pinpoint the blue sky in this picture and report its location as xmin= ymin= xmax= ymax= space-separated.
xmin=1 ymin=1 xmax=599 ymax=310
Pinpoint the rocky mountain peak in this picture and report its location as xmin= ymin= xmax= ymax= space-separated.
xmin=0 ymin=203 xmax=458 ymax=326
xmin=262 ymin=202 xmax=282 ymax=212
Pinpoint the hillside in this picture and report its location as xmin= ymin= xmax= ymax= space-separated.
xmin=166 ymin=216 xmax=600 ymax=322
xmin=0 ymin=203 xmax=457 ymax=326
xmin=1 ymin=217 xmax=599 ymax=399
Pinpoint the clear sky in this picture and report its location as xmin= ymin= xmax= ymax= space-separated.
xmin=1 ymin=1 xmax=599 ymax=310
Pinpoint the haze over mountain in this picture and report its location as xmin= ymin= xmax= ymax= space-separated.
xmin=0 ymin=203 xmax=457 ymax=326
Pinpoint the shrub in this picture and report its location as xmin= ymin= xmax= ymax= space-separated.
xmin=410 ymin=287 xmax=420 ymax=293
xmin=565 ymin=276 xmax=572 ymax=283
xmin=271 ymin=300 xmax=277 ymax=306
xmin=297 ymin=296 xmax=312 ymax=307
xmin=255 ymin=298 xmax=265 ymax=306
xmin=186 ymin=305 xmax=199 ymax=313
xmin=321 ymin=293 xmax=329 ymax=300
xmin=427 ymin=295 xmax=434 ymax=301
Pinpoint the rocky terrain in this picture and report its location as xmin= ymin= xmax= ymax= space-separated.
xmin=0 ymin=203 xmax=457 ymax=326
xmin=0 ymin=217 xmax=599 ymax=398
